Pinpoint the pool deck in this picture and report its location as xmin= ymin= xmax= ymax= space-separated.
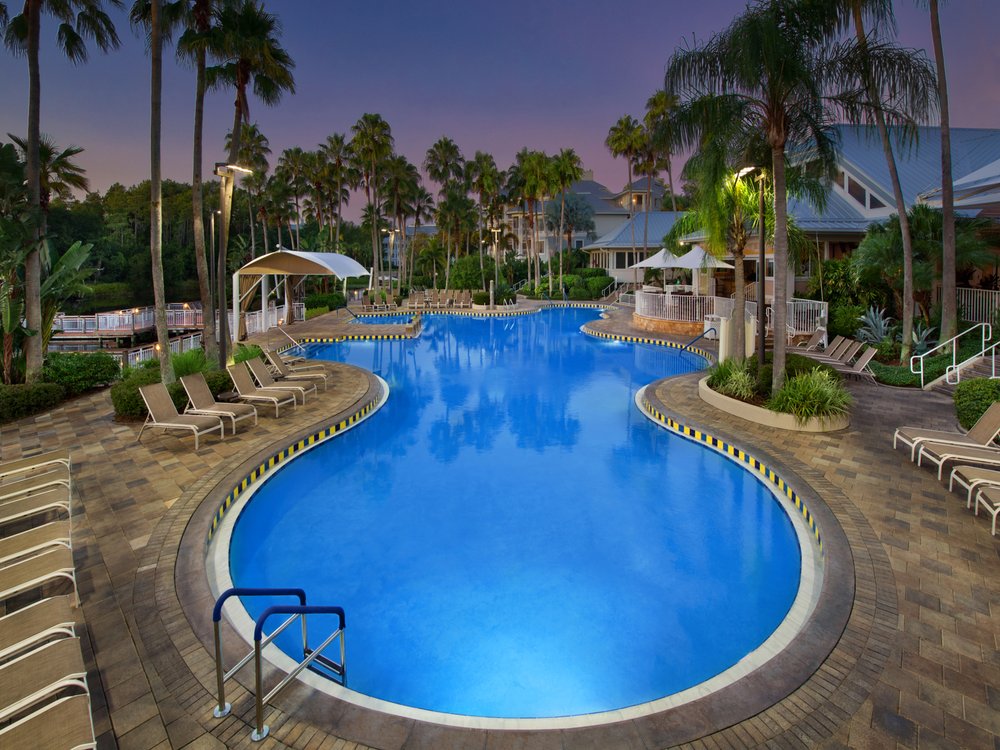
xmin=2 ymin=302 xmax=998 ymax=749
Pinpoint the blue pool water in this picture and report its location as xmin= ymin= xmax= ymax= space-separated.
xmin=228 ymin=308 xmax=802 ymax=719
xmin=350 ymin=313 xmax=413 ymax=325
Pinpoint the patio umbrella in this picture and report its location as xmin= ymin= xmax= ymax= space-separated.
xmin=629 ymin=248 xmax=687 ymax=287
xmin=668 ymin=245 xmax=733 ymax=295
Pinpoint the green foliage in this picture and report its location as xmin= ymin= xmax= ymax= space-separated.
xmin=472 ymin=291 xmax=490 ymax=305
xmin=857 ymin=306 xmax=893 ymax=344
xmin=204 ymin=369 xmax=234 ymax=396
xmin=232 ymin=344 xmax=263 ymax=364
xmin=448 ymin=255 xmax=492 ymax=290
xmin=42 ymin=352 xmax=120 ymax=396
xmin=110 ymin=368 xmax=180 ymax=419
xmin=303 ymin=292 xmax=346 ymax=310
xmin=827 ymin=303 xmax=866 ymax=338
xmin=875 ymin=338 xmax=901 ymax=363
xmin=305 ymin=306 xmax=330 ymax=320
xmin=0 ymin=383 xmax=66 ymax=424
xmin=954 ymin=380 xmax=1000 ymax=430
xmin=807 ymin=258 xmax=878 ymax=308
xmin=767 ymin=368 xmax=852 ymax=423
xmin=568 ymin=286 xmax=591 ymax=300
xmin=869 ymin=335 xmax=980 ymax=387
xmin=560 ymin=274 xmax=583 ymax=289
xmin=587 ymin=276 xmax=614 ymax=298
xmin=751 ymin=352 xmax=837 ymax=399
xmin=577 ymin=267 xmax=607 ymax=279
xmin=709 ymin=358 xmax=758 ymax=401
xmin=171 ymin=348 xmax=210 ymax=378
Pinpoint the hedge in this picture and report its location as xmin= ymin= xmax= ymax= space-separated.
xmin=954 ymin=379 xmax=1000 ymax=430
xmin=305 ymin=306 xmax=330 ymax=320
xmin=110 ymin=367 xmax=234 ymax=420
xmin=0 ymin=383 xmax=66 ymax=424
xmin=472 ymin=291 xmax=490 ymax=305
xmin=43 ymin=351 xmax=121 ymax=396
xmin=304 ymin=291 xmax=346 ymax=310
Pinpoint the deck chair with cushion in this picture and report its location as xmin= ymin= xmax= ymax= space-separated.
xmin=264 ymin=351 xmax=329 ymax=390
xmin=0 ymin=693 xmax=95 ymax=750
xmin=917 ymin=441 xmax=1000 ymax=480
xmin=830 ymin=346 xmax=877 ymax=382
xmin=0 ymin=596 xmax=77 ymax=663
xmin=0 ymin=450 xmax=71 ymax=482
xmin=0 ymin=548 xmax=78 ymax=606
xmin=794 ymin=327 xmax=827 ymax=352
xmin=247 ymin=358 xmax=315 ymax=404
xmin=896 ymin=402 xmax=1000 ymax=460
xmin=138 ymin=383 xmax=224 ymax=451
xmin=0 ymin=637 xmax=88 ymax=724
xmin=227 ymin=362 xmax=297 ymax=417
xmin=180 ymin=373 xmax=257 ymax=435
xmin=0 ymin=488 xmax=71 ymax=530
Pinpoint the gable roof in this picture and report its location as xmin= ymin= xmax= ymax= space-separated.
xmin=582 ymin=211 xmax=685 ymax=251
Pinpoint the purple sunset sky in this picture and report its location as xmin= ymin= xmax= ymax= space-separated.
xmin=1 ymin=0 xmax=998 ymax=221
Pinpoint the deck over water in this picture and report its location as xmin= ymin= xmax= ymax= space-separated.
xmin=2 ymin=302 xmax=998 ymax=749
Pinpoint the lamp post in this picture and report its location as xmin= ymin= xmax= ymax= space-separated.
xmin=214 ymin=162 xmax=253 ymax=366
xmin=756 ymin=171 xmax=767 ymax=366
xmin=209 ymin=209 xmax=220 ymax=315
xmin=491 ymin=226 xmax=501 ymax=299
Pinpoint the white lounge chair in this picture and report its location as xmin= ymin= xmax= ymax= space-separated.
xmin=181 ymin=373 xmax=258 ymax=435
xmin=0 ymin=596 xmax=77 ymax=664
xmin=917 ymin=441 xmax=1000 ymax=480
xmin=227 ymin=362 xmax=297 ymax=417
xmin=138 ymin=383 xmax=224 ymax=450
xmin=897 ymin=402 xmax=1000 ymax=460
xmin=973 ymin=486 xmax=1000 ymax=536
xmin=247 ymin=357 xmax=315 ymax=404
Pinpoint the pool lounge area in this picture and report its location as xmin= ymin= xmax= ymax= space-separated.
xmin=3 ymin=301 xmax=999 ymax=749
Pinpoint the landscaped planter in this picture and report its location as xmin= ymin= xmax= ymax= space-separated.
xmin=698 ymin=376 xmax=850 ymax=433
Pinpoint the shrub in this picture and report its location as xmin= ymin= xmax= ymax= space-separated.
xmin=577 ymin=267 xmax=606 ymax=279
xmin=569 ymin=286 xmax=592 ymax=300
xmin=0 ymin=383 xmax=65 ymax=423
xmin=472 ymin=291 xmax=490 ymax=305
xmin=203 ymin=369 xmax=233 ymax=396
xmin=171 ymin=348 xmax=210 ymax=378
xmin=857 ymin=306 xmax=893 ymax=344
xmin=827 ymin=303 xmax=865 ymax=338
xmin=110 ymin=368 xmax=188 ymax=419
xmin=750 ymin=352 xmax=837 ymax=398
xmin=560 ymin=274 xmax=583 ymax=289
xmin=767 ymin=368 xmax=852 ymax=423
xmin=232 ymin=344 xmax=263 ymax=364
xmin=43 ymin=351 xmax=121 ymax=396
xmin=954 ymin=379 xmax=1000 ymax=429
xmin=305 ymin=306 xmax=330 ymax=320
xmin=587 ymin=276 xmax=614 ymax=298
xmin=303 ymin=292 xmax=346 ymax=310
xmin=875 ymin=338 xmax=901 ymax=363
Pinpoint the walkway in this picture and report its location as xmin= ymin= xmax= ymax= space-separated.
xmin=2 ymin=304 xmax=997 ymax=749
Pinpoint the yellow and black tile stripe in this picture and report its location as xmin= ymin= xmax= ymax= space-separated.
xmin=641 ymin=397 xmax=823 ymax=554
xmin=581 ymin=325 xmax=715 ymax=363
xmin=206 ymin=393 xmax=382 ymax=545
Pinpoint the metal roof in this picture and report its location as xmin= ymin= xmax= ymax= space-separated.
xmin=582 ymin=211 xmax=685 ymax=251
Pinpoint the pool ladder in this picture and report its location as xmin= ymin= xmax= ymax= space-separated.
xmin=211 ymin=587 xmax=346 ymax=742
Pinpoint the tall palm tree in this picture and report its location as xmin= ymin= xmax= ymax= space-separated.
xmin=551 ymin=148 xmax=583 ymax=286
xmin=467 ymin=151 xmax=500 ymax=288
xmin=825 ymin=0 xmax=937 ymax=360
xmin=349 ymin=113 xmax=393 ymax=291
xmin=506 ymin=153 xmax=530 ymax=287
xmin=319 ymin=133 xmax=353 ymax=249
xmin=925 ymin=0 xmax=956 ymax=345
xmin=424 ymin=137 xmax=465 ymax=198
xmin=225 ymin=121 xmax=270 ymax=256
xmin=208 ymin=0 xmax=294 ymax=365
xmin=276 ymin=145 xmax=308 ymax=249
xmin=408 ymin=185 xmax=434 ymax=287
xmin=605 ymin=115 xmax=643 ymax=258
xmin=520 ymin=151 xmax=551 ymax=291
xmin=8 ymin=134 xmax=88 ymax=241
xmin=176 ymin=0 xmax=219 ymax=364
xmin=646 ymin=90 xmax=681 ymax=212
xmin=382 ymin=155 xmax=419 ymax=291
xmin=667 ymin=0 xmax=838 ymax=392
xmin=1 ymin=0 xmax=122 ymax=383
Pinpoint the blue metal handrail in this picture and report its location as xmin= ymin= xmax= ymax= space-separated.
xmin=251 ymin=605 xmax=346 ymax=741
xmin=681 ymin=329 xmax=716 ymax=353
xmin=211 ymin=588 xmax=306 ymax=720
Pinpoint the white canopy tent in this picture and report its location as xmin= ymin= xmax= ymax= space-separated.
xmin=232 ymin=249 xmax=370 ymax=340
xmin=630 ymin=245 xmax=733 ymax=294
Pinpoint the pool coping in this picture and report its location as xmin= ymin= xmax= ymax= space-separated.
xmin=133 ymin=335 xmax=894 ymax=748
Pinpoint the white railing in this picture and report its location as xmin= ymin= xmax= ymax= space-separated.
xmin=220 ymin=303 xmax=305 ymax=339
xmin=956 ymin=287 xmax=1000 ymax=324
xmin=618 ymin=292 xmax=635 ymax=307
xmin=787 ymin=299 xmax=828 ymax=335
xmin=111 ymin=332 xmax=203 ymax=369
xmin=635 ymin=291 xmax=732 ymax=323
xmin=910 ymin=322 xmax=992 ymax=389
xmin=54 ymin=303 xmax=203 ymax=336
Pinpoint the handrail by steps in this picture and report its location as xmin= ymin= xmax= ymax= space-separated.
xmin=682 ymin=329 xmax=716 ymax=353
xmin=910 ymin=322 xmax=991 ymax=389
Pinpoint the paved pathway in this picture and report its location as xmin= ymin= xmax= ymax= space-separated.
xmin=2 ymin=304 xmax=997 ymax=749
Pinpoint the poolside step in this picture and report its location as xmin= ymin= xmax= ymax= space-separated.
xmin=931 ymin=357 xmax=995 ymax=396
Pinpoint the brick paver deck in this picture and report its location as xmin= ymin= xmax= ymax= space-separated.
xmin=2 ymin=303 xmax=998 ymax=749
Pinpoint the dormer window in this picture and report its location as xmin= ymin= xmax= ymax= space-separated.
xmin=836 ymin=166 xmax=888 ymax=213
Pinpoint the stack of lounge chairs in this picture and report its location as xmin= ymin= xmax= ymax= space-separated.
xmin=802 ymin=336 xmax=878 ymax=383
xmin=893 ymin=402 xmax=1000 ymax=535
xmin=0 ymin=450 xmax=96 ymax=749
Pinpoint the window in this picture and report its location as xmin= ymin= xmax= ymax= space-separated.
xmin=615 ymin=252 xmax=626 ymax=269
xmin=766 ymin=259 xmax=775 ymax=278
xmin=847 ymin=176 xmax=866 ymax=205
xmin=869 ymin=194 xmax=885 ymax=209
xmin=835 ymin=170 xmax=846 ymax=189
xmin=575 ymin=240 xmax=583 ymax=249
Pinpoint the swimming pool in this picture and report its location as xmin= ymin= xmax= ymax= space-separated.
xmin=219 ymin=308 xmax=815 ymax=723
xmin=350 ymin=313 xmax=414 ymax=325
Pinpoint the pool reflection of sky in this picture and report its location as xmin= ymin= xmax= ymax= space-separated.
xmin=228 ymin=309 xmax=801 ymax=718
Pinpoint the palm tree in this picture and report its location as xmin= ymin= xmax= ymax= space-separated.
xmin=1 ymin=0 xmax=122 ymax=383
xmin=408 ymin=185 xmax=434 ymax=287
xmin=605 ymin=115 xmax=643 ymax=258
xmin=276 ymin=145 xmax=308 ymax=249
xmin=646 ymin=90 xmax=681 ymax=212
xmin=467 ymin=151 xmax=500 ymax=288
xmin=349 ymin=113 xmax=393 ymax=291
xmin=550 ymin=148 xmax=583 ymax=286
xmin=520 ymin=150 xmax=551 ymax=291
xmin=177 ymin=0 xmax=219 ymax=364
xmin=825 ymin=0 xmax=936 ymax=361
xmin=208 ymin=0 xmax=294 ymax=365
xmin=319 ymin=133 xmax=353 ymax=249
xmin=666 ymin=0 xmax=838 ymax=393
xmin=424 ymin=137 xmax=465 ymax=198
xmin=382 ymin=155 xmax=419 ymax=291
xmin=225 ymin=121 xmax=270 ymax=257
xmin=925 ymin=0 xmax=956 ymax=345
xmin=7 ymin=134 xmax=88 ymax=241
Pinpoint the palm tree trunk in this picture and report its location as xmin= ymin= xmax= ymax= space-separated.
xmin=732 ymin=246 xmax=746 ymax=362
xmin=930 ymin=0 xmax=956 ymax=345
xmin=558 ymin=191 xmax=566 ymax=288
xmin=248 ymin=193 xmax=257 ymax=258
xmin=335 ymin=179 xmax=343 ymax=250
xmin=627 ymin=163 xmax=636 ymax=256
xmin=852 ymin=3 xmax=914 ymax=360
xmin=771 ymin=145 xmax=789 ymax=394
xmin=191 ymin=44 xmax=217 ymax=364
xmin=218 ymin=94 xmax=243 ymax=366
xmin=150 ymin=0 xmax=174 ymax=383
xmin=293 ymin=193 xmax=301 ymax=249
xmin=643 ymin=172 xmax=652 ymax=260
xmin=23 ymin=0 xmax=43 ymax=383
xmin=665 ymin=155 xmax=677 ymax=213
